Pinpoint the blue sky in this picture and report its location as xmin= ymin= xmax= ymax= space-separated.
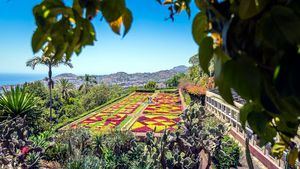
xmin=0 ymin=0 xmax=198 ymax=75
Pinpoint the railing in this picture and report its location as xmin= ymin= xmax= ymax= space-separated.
xmin=205 ymin=91 xmax=299 ymax=169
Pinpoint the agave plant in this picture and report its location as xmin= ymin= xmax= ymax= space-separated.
xmin=0 ymin=86 xmax=35 ymax=118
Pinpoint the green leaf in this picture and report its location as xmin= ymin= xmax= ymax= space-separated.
xmin=272 ymin=141 xmax=287 ymax=157
xmin=198 ymin=36 xmax=213 ymax=74
xmin=100 ymin=0 xmax=126 ymax=23
xmin=122 ymin=8 xmax=133 ymax=37
xmin=239 ymin=0 xmax=269 ymax=19
xmin=54 ymin=43 xmax=68 ymax=60
xmin=109 ymin=17 xmax=122 ymax=35
xmin=32 ymin=28 xmax=47 ymax=53
xmin=240 ymin=102 xmax=259 ymax=129
xmin=81 ymin=19 xmax=96 ymax=46
xmin=270 ymin=6 xmax=300 ymax=45
xmin=217 ymin=82 xmax=233 ymax=105
xmin=247 ymin=110 xmax=276 ymax=145
xmin=73 ymin=0 xmax=83 ymax=16
xmin=192 ymin=12 xmax=207 ymax=45
xmin=194 ymin=0 xmax=204 ymax=10
xmin=288 ymin=147 xmax=298 ymax=167
xmin=222 ymin=57 xmax=261 ymax=101
xmin=214 ymin=48 xmax=233 ymax=104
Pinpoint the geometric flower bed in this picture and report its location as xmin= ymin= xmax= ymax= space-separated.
xmin=68 ymin=91 xmax=184 ymax=134
xmin=70 ymin=92 xmax=152 ymax=132
xmin=143 ymin=93 xmax=183 ymax=115
xmin=130 ymin=92 xmax=183 ymax=133
xmin=131 ymin=115 xmax=180 ymax=133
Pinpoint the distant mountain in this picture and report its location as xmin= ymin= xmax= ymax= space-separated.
xmin=52 ymin=65 xmax=188 ymax=88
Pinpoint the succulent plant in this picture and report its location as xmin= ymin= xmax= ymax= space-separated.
xmin=0 ymin=116 xmax=46 ymax=168
xmin=140 ymin=102 xmax=228 ymax=169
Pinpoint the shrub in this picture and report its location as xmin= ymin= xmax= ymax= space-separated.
xmin=213 ymin=135 xmax=241 ymax=168
xmin=66 ymin=155 xmax=102 ymax=169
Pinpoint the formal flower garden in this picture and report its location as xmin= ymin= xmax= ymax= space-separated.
xmin=67 ymin=91 xmax=184 ymax=134
xmin=130 ymin=92 xmax=183 ymax=133
xmin=70 ymin=92 xmax=152 ymax=132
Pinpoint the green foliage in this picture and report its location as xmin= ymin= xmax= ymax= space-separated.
xmin=93 ymin=131 xmax=145 ymax=168
xmin=79 ymin=74 xmax=97 ymax=94
xmin=213 ymin=135 xmax=241 ymax=168
xmin=165 ymin=73 xmax=185 ymax=87
xmin=80 ymin=83 xmax=123 ymax=110
xmin=57 ymin=79 xmax=75 ymax=100
xmin=0 ymin=86 xmax=36 ymax=118
xmin=24 ymin=81 xmax=48 ymax=100
xmin=0 ymin=117 xmax=45 ymax=168
xmin=189 ymin=0 xmax=300 ymax=164
xmin=140 ymin=103 xmax=229 ymax=169
xmin=144 ymin=81 xmax=157 ymax=89
xmin=31 ymin=0 xmax=133 ymax=61
xmin=66 ymin=155 xmax=102 ymax=169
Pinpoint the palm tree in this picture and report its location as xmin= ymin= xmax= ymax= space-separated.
xmin=57 ymin=79 xmax=74 ymax=100
xmin=0 ymin=86 xmax=35 ymax=118
xmin=26 ymin=53 xmax=73 ymax=124
xmin=79 ymin=74 xmax=97 ymax=94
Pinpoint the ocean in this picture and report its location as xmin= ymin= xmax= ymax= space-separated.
xmin=0 ymin=73 xmax=46 ymax=86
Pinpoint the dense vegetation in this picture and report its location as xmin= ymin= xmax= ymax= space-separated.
xmin=29 ymin=0 xmax=300 ymax=166
xmin=0 ymin=80 xmax=128 ymax=133
xmin=0 ymin=94 xmax=240 ymax=168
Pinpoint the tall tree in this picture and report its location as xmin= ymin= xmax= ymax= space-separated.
xmin=144 ymin=81 xmax=157 ymax=89
xmin=26 ymin=51 xmax=73 ymax=125
xmin=57 ymin=79 xmax=74 ymax=100
xmin=79 ymin=74 xmax=97 ymax=94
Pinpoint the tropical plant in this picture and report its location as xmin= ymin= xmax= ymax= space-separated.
xmin=144 ymin=81 xmax=157 ymax=89
xmin=139 ymin=103 xmax=231 ymax=169
xmin=0 ymin=117 xmax=45 ymax=168
xmin=66 ymin=155 xmax=102 ymax=169
xmin=57 ymin=79 xmax=75 ymax=100
xmin=165 ymin=73 xmax=185 ymax=87
xmin=24 ymin=81 xmax=48 ymax=100
xmin=213 ymin=135 xmax=241 ymax=168
xmin=26 ymin=50 xmax=73 ymax=124
xmin=79 ymin=74 xmax=97 ymax=94
xmin=0 ymin=86 xmax=35 ymax=118
xmin=80 ymin=84 xmax=114 ymax=110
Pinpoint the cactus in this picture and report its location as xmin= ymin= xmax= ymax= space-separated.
xmin=141 ymin=102 xmax=227 ymax=169
xmin=0 ymin=116 xmax=45 ymax=168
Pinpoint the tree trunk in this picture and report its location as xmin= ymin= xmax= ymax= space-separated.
xmin=48 ymin=64 xmax=53 ymax=126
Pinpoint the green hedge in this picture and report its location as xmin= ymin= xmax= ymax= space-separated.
xmin=54 ymin=92 xmax=133 ymax=131
xmin=135 ymin=89 xmax=155 ymax=93
xmin=158 ymin=88 xmax=178 ymax=93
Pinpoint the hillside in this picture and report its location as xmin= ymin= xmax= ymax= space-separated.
xmin=52 ymin=65 xmax=188 ymax=88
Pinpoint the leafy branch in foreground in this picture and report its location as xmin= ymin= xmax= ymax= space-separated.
xmin=189 ymin=0 xmax=300 ymax=166
xmin=32 ymin=0 xmax=133 ymax=61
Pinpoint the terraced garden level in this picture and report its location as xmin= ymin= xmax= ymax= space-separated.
xmin=64 ymin=91 xmax=184 ymax=134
